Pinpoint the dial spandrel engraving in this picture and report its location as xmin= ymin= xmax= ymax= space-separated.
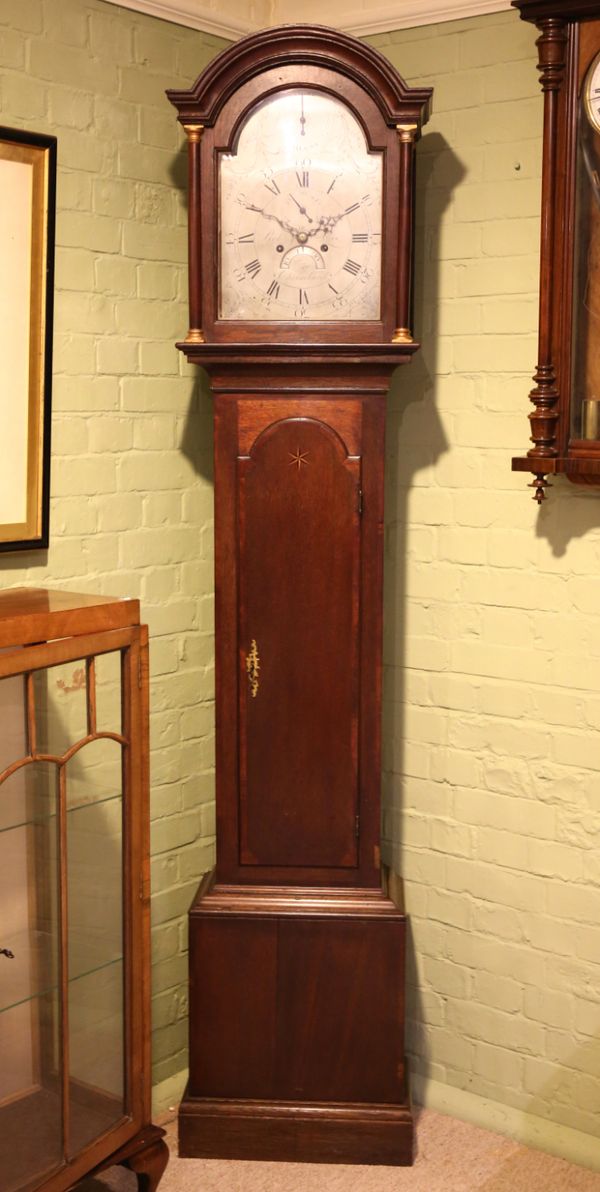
xmin=219 ymin=89 xmax=383 ymax=321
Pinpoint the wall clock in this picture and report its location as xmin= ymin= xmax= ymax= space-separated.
xmin=512 ymin=0 xmax=600 ymax=499
xmin=167 ymin=26 xmax=431 ymax=1166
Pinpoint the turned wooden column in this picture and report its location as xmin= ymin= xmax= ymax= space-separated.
xmin=183 ymin=123 xmax=205 ymax=344
xmin=393 ymin=122 xmax=418 ymax=344
xmin=527 ymin=17 xmax=568 ymax=499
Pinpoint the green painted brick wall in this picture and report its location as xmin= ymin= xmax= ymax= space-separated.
xmin=3 ymin=0 xmax=600 ymax=1160
xmin=0 ymin=0 xmax=228 ymax=1100
xmin=370 ymin=10 xmax=600 ymax=1161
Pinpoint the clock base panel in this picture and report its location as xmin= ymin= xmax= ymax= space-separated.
xmin=178 ymin=1091 xmax=414 ymax=1166
xmin=181 ymin=871 xmax=412 ymax=1166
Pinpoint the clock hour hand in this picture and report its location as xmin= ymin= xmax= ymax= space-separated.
xmin=244 ymin=202 xmax=298 ymax=237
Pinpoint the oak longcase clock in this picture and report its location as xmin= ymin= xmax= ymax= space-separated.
xmin=167 ymin=26 xmax=431 ymax=1166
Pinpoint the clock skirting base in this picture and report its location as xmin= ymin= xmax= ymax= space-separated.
xmin=178 ymin=1091 xmax=414 ymax=1166
xmin=181 ymin=871 xmax=412 ymax=1166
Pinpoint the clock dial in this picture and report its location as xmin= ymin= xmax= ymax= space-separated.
xmin=585 ymin=52 xmax=600 ymax=134
xmin=219 ymin=90 xmax=383 ymax=321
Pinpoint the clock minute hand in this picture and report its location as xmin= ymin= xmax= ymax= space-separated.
xmin=289 ymin=193 xmax=313 ymax=222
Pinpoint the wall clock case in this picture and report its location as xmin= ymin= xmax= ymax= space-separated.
xmin=513 ymin=0 xmax=600 ymax=500
xmin=167 ymin=27 xmax=431 ymax=1166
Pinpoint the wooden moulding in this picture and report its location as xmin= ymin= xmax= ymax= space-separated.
xmin=191 ymin=869 xmax=406 ymax=919
xmin=0 ymin=588 xmax=140 ymax=648
xmin=514 ymin=0 xmax=600 ymax=19
xmin=178 ymin=1093 xmax=413 ymax=1166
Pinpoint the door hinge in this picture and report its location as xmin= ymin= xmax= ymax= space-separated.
xmin=355 ymin=813 xmax=360 ymax=839
xmin=357 ymin=487 xmax=363 ymax=516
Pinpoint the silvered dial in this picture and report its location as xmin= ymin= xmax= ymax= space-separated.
xmin=219 ymin=89 xmax=383 ymax=321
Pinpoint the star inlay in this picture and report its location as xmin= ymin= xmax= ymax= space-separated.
xmin=288 ymin=448 xmax=310 ymax=470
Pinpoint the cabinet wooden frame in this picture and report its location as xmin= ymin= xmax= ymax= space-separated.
xmin=512 ymin=1 xmax=600 ymax=500
xmin=0 ymin=589 xmax=167 ymax=1192
xmin=167 ymin=26 xmax=431 ymax=1168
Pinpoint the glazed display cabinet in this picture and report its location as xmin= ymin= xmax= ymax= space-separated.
xmin=0 ymin=589 xmax=167 ymax=1192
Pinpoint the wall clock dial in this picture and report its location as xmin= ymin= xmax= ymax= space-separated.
xmin=584 ymin=51 xmax=600 ymax=134
xmin=219 ymin=90 xmax=383 ymax=321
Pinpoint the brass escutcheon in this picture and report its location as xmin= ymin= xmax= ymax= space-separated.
xmin=246 ymin=639 xmax=260 ymax=698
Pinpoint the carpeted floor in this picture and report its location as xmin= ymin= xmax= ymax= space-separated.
xmin=80 ymin=1109 xmax=600 ymax=1192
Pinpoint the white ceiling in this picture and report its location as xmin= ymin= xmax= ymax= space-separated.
xmin=103 ymin=0 xmax=511 ymax=42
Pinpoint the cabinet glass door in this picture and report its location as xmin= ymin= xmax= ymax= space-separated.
xmin=0 ymin=650 xmax=127 ymax=1192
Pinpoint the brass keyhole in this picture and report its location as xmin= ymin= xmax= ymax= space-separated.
xmin=246 ymin=640 xmax=260 ymax=698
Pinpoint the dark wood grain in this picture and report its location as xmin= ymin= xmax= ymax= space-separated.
xmin=188 ymin=914 xmax=277 ymax=1099
xmin=184 ymin=873 xmax=410 ymax=1161
xmin=275 ymin=917 xmax=406 ymax=1103
xmin=514 ymin=0 xmax=600 ymax=19
xmin=211 ymin=383 xmax=392 ymax=890
xmin=179 ymin=1096 xmax=413 ymax=1166
xmin=239 ymin=416 xmax=360 ymax=870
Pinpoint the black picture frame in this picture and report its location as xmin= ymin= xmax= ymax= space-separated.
xmin=0 ymin=125 xmax=56 ymax=552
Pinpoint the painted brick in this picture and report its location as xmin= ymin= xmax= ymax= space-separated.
xmin=93 ymin=178 xmax=135 ymax=219
xmin=58 ymin=211 xmax=121 ymax=253
xmin=88 ymin=11 xmax=134 ymax=63
xmin=96 ymin=336 xmax=138 ymax=375
xmin=1 ymin=72 xmax=47 ymax=118
xmin=0 ymin=0 xmax=227 ymax=1099
xmin=56 ymin=247 xmax=96 ymax=292
xmin=29 ymin=38 xmax=118 ymax=94
xmin=143 ymin=492 xmax=184 ymax=528
xmin=121 ymin=375 xmax=193 ymax=412
xmin=95 ymin=255 xmax=137 ymax=297
xmin=4 ymin=0 xmax=600 ymax=1143
xmin=97 ymin=492 xmax=144 ymax=533
xmin=1 ymin=0 xmax=43 ymax=32
xmin=93 ymin=96 xmax=138 ymax=142
xmin=137 ymin=263 xmax=179 ymax=301
xmin=115 ymin=300 xmax=186 ymax=340
xmin=49 ymin=86 xmax=94 ymax=132
xmin=53 ymin=374 xmax=120 ymax=413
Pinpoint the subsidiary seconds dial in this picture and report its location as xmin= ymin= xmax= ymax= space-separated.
xmin=219 ymin=90 xmax=383 ymax=322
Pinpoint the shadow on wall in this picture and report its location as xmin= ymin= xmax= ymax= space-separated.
xmin=169 ymin=136 xmax=215 ymax=489
xmin=180 ymin=371 xmax=214 ymax=487
xmin=381 ymin=131 xmax=465 ymax=1079
xmin=535 ymin=477 xmax=600 ymax=558
xmin=0 ymin=548 xmax=48 ymax=576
